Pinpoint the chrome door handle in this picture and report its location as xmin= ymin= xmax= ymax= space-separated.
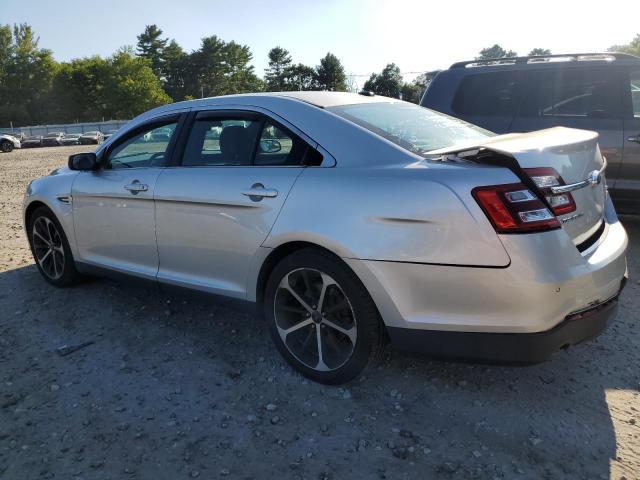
xmin=242 ymin=183 xmax=278 ymax=200
xmin=124 ymin=180 xmax=148 ymax=194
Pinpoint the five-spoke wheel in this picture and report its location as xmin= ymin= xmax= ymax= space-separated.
xmin=28 ymin=206 xmax=82 ymax=287
xmin=265 ymin=248 xmax=382 ymax=384
xmin=32 ymin=216 xmax=65 ymax=280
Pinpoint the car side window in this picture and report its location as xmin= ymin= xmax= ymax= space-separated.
xmin=182 ymin=115 xmax=324 ymax=167
xmin=108 ymin=122 xmax=178 ymax=169
xmin=524 ymin=68 xmax=619 ymax=118
xmin=182 ymin=118 xmax=262 ymax=167
xmin=630 ymin=71 xmax=640 ymax=118
xmin=254 ymin=121 xmax=311 ymax=166
xmin=452 ymin=72 xmax=520 ymax=117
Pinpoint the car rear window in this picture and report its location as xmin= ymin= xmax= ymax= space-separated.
xmin=452 ymin=71 xmax=520 ymax=117
xmin=327 ymin=102 xmax=491 ymax=155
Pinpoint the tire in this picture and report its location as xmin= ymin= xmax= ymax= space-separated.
xmin=264 ymin=248 xmax=382 ymax=384
xmin=27 ymin=206 xmax=82 ymax=287
xmin=1 ymin=140 xmax=13 ymax=153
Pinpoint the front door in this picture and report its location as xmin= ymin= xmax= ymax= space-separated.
xmin=154 ymin=112 xmax=316 ymax=298
xmin=72 ymin=118 xmax=180 ymax=279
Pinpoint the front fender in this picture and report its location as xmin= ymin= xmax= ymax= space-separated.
xmin=24 ymin=170 xmax=79 ymax=258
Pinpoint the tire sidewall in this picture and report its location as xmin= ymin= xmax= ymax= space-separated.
xmin=28 ymin=206 xmax=79 ymax=287
xmin=264 ymin=249 xmax=380 ymax=385
xmin=1 ymin=141 xmax=13 ymax=153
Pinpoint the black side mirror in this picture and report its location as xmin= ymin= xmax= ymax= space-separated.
xmin=68 ymin=152 xmax=98 ymax=171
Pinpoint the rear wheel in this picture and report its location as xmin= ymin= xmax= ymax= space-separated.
xmin=1 ymin=140 xmax=13 ymax=153
xmin=264 ymin=248 xmax=382 ymax=384
xmin=28 ymin=206 xmax=82 ymax=287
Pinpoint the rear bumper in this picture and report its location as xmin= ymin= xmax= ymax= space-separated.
xmin=387 ymin=284 xmax=624 ymax=363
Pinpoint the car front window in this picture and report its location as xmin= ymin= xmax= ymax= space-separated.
xmin=327 ymin=102 xmax=492 ymax=155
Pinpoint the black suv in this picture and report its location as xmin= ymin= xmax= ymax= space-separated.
xmin=421 ymin=53 xmax=640 ymax=213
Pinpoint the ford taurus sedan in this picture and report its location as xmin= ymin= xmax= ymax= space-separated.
xmin=23 ymin=92 xmax=629 ymax=384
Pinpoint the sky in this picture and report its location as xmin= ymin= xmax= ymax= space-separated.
xmin=2 ymin=0 xmax=638 ymax=88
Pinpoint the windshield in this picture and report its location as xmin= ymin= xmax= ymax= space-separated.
xmin=327 ymin=102 xmax=492 ymax=155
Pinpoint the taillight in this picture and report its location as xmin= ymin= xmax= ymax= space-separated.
xmin=472 ymin=183 xmax=560 ymax=233
xmin=524 ymin=167 xmax=576 ymax=216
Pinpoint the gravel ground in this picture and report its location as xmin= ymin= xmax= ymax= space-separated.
xmin=0 ymin=146 xmax=639 ymax=480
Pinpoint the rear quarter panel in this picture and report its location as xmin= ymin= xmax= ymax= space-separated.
xmin=264 ymin=163 xmax=517 ymax=266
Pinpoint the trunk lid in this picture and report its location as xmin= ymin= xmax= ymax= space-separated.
xmin=428 ymin=127 xmax=606 ymax=245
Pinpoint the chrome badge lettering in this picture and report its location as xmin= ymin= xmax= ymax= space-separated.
xmin=561 ymin=212 xmax=584 ymax=224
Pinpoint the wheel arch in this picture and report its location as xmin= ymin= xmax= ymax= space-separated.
xmin=255 ymin=241 xmax=344 ymax=310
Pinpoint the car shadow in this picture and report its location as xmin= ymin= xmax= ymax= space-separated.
xmin=0 ymin=215 xmax=637 ymax=479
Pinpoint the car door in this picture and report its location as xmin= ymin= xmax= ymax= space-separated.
xmin=619 ymin=67 xmax=640 ymax=210
xmin=72 ymin=115 xmax=182 ymax=279
xmin=154 ymin=109 xmax=322 ymax=298
xmin=511 ymin=66 xmax=624 ymax=187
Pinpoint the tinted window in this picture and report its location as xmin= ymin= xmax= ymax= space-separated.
xmin=108 ymin=122 xmax=177 ymax=169
xmin=523 ymin=68 xmax=619 ymax=118
xmin=254 ymin=121 xmax=311 ymax=166
xmin=630 ymin=70 xmax=640 ymax=118
xmin=452 ymin=72 xmax=519 ymax=117
xmin=183 ymin=116 xmax=322 ymax=167
xmin=182 ymin=118 xmax=261 ymax=167
xmin=327 ymin=102 xmax=491 ymax=155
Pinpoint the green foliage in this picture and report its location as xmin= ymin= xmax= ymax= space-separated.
xmin=364 ymin=63 xmax=403 ymax=97
xmin=476 ymin=44 xmax=518 ymax=60
xmin=265 ymin=47 xmax=293 ymax=91
xmin=608 ymin=34 xmax=640 ymax=56
xmin=288 ymin=63 xmax=319 ymax=91
xmin=528 ymin=48 xmax=551 ymax=56
xmin=136 ymin=25 xmax=167 ymax=77
xmin=316 ymin=53 xmax=347 ymax=91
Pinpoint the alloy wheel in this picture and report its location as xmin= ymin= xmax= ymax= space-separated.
xmin=32 ymin=216 xmax=65 ymax=280
xmin=274 ymin=268 xmax=357 ymax=372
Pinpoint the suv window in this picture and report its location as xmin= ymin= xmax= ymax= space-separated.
xmin=523 ymin=68 xmax=618 ymax=118
xmin=452 ymin=72 xmax=519 ymax=117
xmin=108 ymin=122 xmax=177 ymax=169
xmin=630 ymin=70 xmax=640 ymax=118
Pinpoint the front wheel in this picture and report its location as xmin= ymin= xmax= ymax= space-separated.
xmin=1 ymin=140 xmax=13 ymax=153
xmin=28 ymin=206 xmax=82 ymax=287
xmin=264 ymin=248 xmax=382 ymax=384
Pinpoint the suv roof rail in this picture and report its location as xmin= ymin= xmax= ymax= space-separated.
xmin=450 ymin=52 xmax=640 ymax=69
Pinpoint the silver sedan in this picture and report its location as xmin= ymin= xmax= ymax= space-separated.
xmin=23 ymin=92 xmax=628 ymax=384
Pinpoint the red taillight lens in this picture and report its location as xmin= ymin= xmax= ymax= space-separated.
xmin=472 ymin=183 xmax=560 ymax=233
xmin=523 ymin=167 xmax=576 ymax=216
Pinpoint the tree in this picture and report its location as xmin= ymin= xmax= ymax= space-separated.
xmin=102 ymin=49 xmax=171 ymax=119
xmin=288 ymin=63 xmax=318 ymax=91
xmin=264 ymin=46 xmax=292 ymax=91
xmin=363 ymin=63 xmax=403 ymax=97
xmin=223 ymin=41 xmax=263 ymax=94
xmin=136 ymin=24 xmax=167 ymax=77
xmin=0 ymin=23 xmax=57 ymax=126
xmin=161 ymin=39 xmax=188 ymax=101
xmin=529 ymin=48 xmax=551 ymax=56
xmin=608 ymin=34 xmax=640 ymax=56
xmin=476 ymin=44 xmax=517 ymax=60
xmin=316 ymin=53 xmax=347 ymax=91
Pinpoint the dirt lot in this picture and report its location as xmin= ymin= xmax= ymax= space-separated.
xmin=1 ymin=146 xmax=639 ymax=480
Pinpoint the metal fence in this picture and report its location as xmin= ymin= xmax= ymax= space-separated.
xmin=0 ymin=119 xmax=130 ymax=137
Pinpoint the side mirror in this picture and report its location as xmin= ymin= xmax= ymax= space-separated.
xmin=68 ymin=152 xmax=98 ymax=171
xmin=260 ymin=138 xmax=282 ymax=154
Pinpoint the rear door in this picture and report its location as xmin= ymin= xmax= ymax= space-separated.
xmin=511 ymin=66 xmax=624 ymax=186
xmin=619 ymin=67 xmax=640 ymax=209
xmin=153 ymin=109 xmax=323 ymax=298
